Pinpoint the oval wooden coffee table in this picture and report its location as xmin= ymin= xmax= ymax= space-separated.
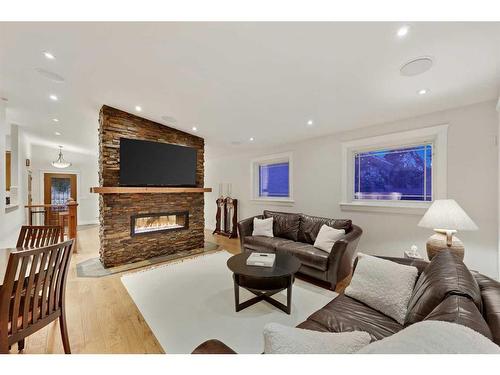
xmin=227 ymin=252 xmax=301 ymax=314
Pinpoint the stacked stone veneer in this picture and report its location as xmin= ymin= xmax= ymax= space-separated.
xmin=98 ymin=105 xmax=205 ymax=267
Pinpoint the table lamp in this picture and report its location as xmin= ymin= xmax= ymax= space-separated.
xmin=418 ymin=199 xmax=478 ymax=260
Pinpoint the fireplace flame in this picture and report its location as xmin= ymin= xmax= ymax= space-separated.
xmin=134 ymin=214 xmax=184 ymax=234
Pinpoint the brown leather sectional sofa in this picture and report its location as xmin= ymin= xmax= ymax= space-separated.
xmin=192 ymin=251 xmax=500 ymax=353
xmin=237 ymin=210 xmax=363 ymax=289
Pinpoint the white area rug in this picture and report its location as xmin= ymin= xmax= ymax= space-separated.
xmin=121 ymin=251 xmax=337 ymax=353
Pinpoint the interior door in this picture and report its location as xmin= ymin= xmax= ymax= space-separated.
xmin=43 ymin=173 xmax=77 ymax=225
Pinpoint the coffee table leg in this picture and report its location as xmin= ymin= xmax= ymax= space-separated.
xmin=233 ymin=275 xmax=240 ymax=312
xmin=286 ymin=277 xmax=292 ymax=314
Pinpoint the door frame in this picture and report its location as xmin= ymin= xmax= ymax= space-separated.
xmin=39 ymin=169 xmax=81 ymax=205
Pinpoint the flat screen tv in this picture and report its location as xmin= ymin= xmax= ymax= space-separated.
xmin=119 ymin=138 xmax=197 ymax=187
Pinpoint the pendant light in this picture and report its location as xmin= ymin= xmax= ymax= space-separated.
xmin=51 ymin=146 xmax=71 ymax=169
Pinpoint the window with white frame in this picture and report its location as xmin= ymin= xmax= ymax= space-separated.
xmin=341 ymin=125 xmax=448 ymax=212
xmin=251 ymin=153 xmax=293 ymax=201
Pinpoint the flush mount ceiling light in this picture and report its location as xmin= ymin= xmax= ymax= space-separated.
xmin=192 ymin=126 xmax=198 ymax=132
xmin=49 ymin=94 xmax=58 ymax=101
xmin=43 ymin=51 xmax=55 ymax=60
xmin=397 ymin=25 xmax=410 ymax=38
xmin=135 ymin=105 xmax=142 ymax=112
xmin=51 ymin=146 xmax=71 ymax=169
xmin=418 ymin=88 xmax=430 ymax=95
xmin=400 ymin=57 xmax=433 ymax=76
xmin=36 ymin=68 xmax=65 ymax=83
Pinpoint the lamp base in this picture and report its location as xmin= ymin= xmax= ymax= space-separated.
xmin=426 ymin=231 xmax=464 ymax=260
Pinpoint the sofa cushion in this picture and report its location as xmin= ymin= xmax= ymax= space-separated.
xmin=345 ymin=254 xmax=418 ymax=325
xmin=357 ymin=321 xmax=500 ymax=354
xmin=405 ymin=251 xmax=482 ymax=326
xmin=243 ymin=236 xmax=294 ymax=253
xmin=263 ymin=322 xmax=371 ymax=354
xmin=298 ymin=214 xmax=352 ymax=244
xmin=276 ymin=241 xmax=329 ymax=271
xmin=305 ymin=294 xmax=404 ymax=341
xmin=473 ymin=273 xmax=500 ymax=345
xmin=424 ymin=295 xmax=493 ymax=340
xmin=263 ymin=210 xmax=301 ymax=241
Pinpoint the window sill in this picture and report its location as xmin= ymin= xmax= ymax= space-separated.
xmin=339 ymin=200 xmax=430 ymax=215
xmin=251 ymin=198 xmax=295 ymax=206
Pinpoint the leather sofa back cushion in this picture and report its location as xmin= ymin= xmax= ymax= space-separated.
xmin=424 ymin=295 xmax=492 ymax=340
xmin=473 ymin=273 xmax=500 ymax=345
xmin=263 ymin=210 xmax=301 ymax=241
xmin=298 ymin=214 xmax=352 ymax=244
xmin=405 ymin=251 xmax=482 ymax=325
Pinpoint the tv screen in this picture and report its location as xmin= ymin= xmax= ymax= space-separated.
xmin=119 ymin=138 xmax=197 ymax=187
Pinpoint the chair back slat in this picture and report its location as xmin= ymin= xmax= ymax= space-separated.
xmin=16 ymin=226 xmax=63 ymax=249
xmin=22 ymin=253 xmax=40 ymax=330
xmin=0 ymin=240 xmax=74 ymax=350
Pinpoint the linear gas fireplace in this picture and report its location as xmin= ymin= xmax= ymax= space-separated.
xmin=131 ymin=211 xmax=189 ymax=236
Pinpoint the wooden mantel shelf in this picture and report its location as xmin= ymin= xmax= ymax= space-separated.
xmin=90 ymin=187 xmax=212 ymax=194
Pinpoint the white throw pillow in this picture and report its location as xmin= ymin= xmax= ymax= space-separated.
xmin=263 ymin=323 xmax=371 ymax=354
xmin=313 ymin=224 xmax=345 ymax=253
xmin=357 ymin=321 xmax=500 ymax=354
xmin=252 ymin=217 xmax=274 ymax=237
xmin=344 ymin=253 xmax=418 ymax=325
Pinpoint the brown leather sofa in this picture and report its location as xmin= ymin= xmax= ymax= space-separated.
xmin=192 ymin=251 xmax=500 ymax=353
xmin=237 ymin=210 xmax=362 ymax=289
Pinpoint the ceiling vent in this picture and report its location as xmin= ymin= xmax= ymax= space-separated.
xmin=35 ymin=68 xmax=65 ymax=83
xmin=400 ymin=57 xmax=433 ymax=76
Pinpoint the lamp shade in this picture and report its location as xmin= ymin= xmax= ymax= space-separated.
xmin=418 ymin=199 xmax=478 ymax=231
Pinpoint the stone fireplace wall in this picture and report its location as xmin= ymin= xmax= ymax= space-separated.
xmin=98 ymin=105 xmax=205 ymax=267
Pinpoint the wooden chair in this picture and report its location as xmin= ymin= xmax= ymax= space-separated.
xmin=0 ymin=240 xmax=74 ymax=353
xmin=16 ymin=225 xmax=63 ymax=249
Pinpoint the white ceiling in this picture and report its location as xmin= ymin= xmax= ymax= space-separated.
xmin=1 ymin=22 xmax=499 ymax=154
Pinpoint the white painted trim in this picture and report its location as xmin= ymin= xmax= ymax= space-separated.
xmin=339 ymin=201 xmax=430 ymax=215
xmin=38 ymin=169 xmax=82 ymax=203
xmin=250 ymin=151 xmax=294 ymax=203
xmin=341 ymin=124 xmax=448 ymax=213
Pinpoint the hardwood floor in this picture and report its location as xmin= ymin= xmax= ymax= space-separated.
xmin=12 ymin=226 xmax=347 ymax=354
xmin=11 ymin=226 xmax=240 ymax=354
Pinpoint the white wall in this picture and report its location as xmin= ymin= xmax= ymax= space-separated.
xmin=30 ymin=145 xmax=99 ymax=225
xmin=0 ymin=105 xmax=31 ymax=246
xmin=205 ymin=100 xmax=499 ymax=278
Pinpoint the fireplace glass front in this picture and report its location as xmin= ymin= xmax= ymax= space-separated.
xmin=131 ymin=211 xmax=189 ymax=236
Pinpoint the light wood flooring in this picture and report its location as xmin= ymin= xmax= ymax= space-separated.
xmin=12 ymin=226 xmax=347 ymax=354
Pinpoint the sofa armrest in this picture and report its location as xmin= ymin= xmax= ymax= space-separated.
xmin=473 ymin=273 xmax=500 ymax=346
xmin=192 ymin=339 xmax=237 ymax=354
xmin=237 ymin=215 xmax=263 ymax=250
xmin=327 ymin=225 xmax=363 ymax=285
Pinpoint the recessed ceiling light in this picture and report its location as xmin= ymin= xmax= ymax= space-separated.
xmin=397 ymin=25 xmax=410 ymax=38
xmin=249 ymin=137 xmax=255 ymax=142
xmin=135 ymin=105 xmax=142 ymax=112
xmin=53 ymin=118 xmax=59 ymax=122
xmin=307 ymin=119 xmax=314 ymax=126
xmin=418 ymin=88 xmax=430 ymax=95
xmin=49 ymin=94 xmax=58 ymax=101
xmin=192 ymin=126 xmax=198 ymax=132
xmin=43 ymin=51 xmax=55 ymax=60
xmin=55 ymin=131 xmax=61 ymax=136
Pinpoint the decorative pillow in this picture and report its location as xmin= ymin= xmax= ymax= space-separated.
xmin=263 ymin=323 xmax=371 ymax=354
xmin=357 ymin=321 xmax=500 ymax=354
xmin=313 ymin=225 xmax=345 ymax=253
xmin=252 ymin=217 xmax=274 ymax=237
xmin=345 ymin=254 xmax=418 ymax=325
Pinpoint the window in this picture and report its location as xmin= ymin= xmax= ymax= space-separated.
xmin=354 ymin=144 xmax=432 ymax=201
xmin=252 ymin=153 xmax=293 ymax=202
xmin=341 ymin=125 xmax=448 ymax=213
